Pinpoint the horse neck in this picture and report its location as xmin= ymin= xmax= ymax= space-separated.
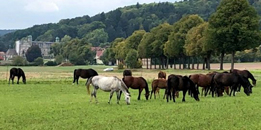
xmin=247 ymin=71 xmax=256 ymax=82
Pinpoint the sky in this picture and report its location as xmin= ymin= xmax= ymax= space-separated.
xmin=0 ymin=0 xmax=182 ymax=30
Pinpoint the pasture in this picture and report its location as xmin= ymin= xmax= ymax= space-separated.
xmin=1 ymin=64 xmax=261 ymax=129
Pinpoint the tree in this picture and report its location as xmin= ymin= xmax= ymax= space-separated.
xmin=12 ymin=56 xmax=27 ymax=66
xmin=125 ymin=49 xmax=138 ymax=68
xmin=25 ymin=45 xmax=42 ymax=62
xmin=34 ymin=57 xmax=44 ymax=66
xmin=208 ymin=0 xmax=261 ymax=70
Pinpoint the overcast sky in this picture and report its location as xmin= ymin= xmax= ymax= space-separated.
xmin=0 ymin=0 xmax=182 ymax=30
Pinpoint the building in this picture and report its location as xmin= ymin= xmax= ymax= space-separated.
xmin=0 ymin=52 xmax=5 ymax=60
xmin=5 ymin=49 xmax=18 ymax=60
xmin=15 ymin=35 xmax=59 ymax=58
xmin=91 ymin=47 xmax=105 ymax=64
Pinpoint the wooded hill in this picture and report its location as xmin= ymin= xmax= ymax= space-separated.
xmin=0 ymin=0 xmax=260 ymax=52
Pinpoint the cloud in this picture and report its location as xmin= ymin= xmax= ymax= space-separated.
xmin=24 ymin=1 xmax=59 ymax=12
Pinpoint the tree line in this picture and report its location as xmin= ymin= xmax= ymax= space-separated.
xmin=101 ymin=0 xmax=261 ymax=70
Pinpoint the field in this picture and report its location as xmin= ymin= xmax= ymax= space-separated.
xmin=1 ymin=63 xmax=261 ymax=130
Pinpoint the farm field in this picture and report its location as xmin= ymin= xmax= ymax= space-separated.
xmin=1 ymin=63 xmax=261 ymax=129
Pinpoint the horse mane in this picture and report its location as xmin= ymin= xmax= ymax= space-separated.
xmin=19 ymin=68 xmax=26 ymax=81
xmin=114 ymin=76 xmax=130 ymax=94
xmin=245 ymin=70 xmax=256 ymax=83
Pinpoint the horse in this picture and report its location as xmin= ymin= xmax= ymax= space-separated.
xmin=166 ymin=74 xmax=199 ymax=103
xmin=122 ymin=76 xmax=150 ymax=100
xmin=213 ymin=73 xmax=252 ymax=97
xmin=123 ymin=69 xmax=132 ymax=78
xmin=230 ymin=69 xmax=256 ymax=92
xmin=73 ymin=68 xmax=98 ymax=85
xmin=86 ymin=76 xmax=131 ymax=105
xmin=189 ymin=73 xmax=214 ymax=97
xmin=150 ymin=78 xmax=179 ymax=99
xmin=158 ymin=71 xmax=166 ymax=79
xmin=150 ymin=78 xmax=168 ymax=99
xmin=9 ymin=68 xmax=26 ymax=84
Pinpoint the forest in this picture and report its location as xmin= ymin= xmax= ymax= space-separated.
xmin=0 ymin=0 xmax=261 ymax=69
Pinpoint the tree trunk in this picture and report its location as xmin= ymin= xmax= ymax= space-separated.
xmin=231 ymin=51 xmax=235 ymax=70
xmin=188 ymin=57 xmax=191 ymax=69
xmin=150 ymin=58 xmax=152 ymax=69
xmin=192 ymin=57 xmax=195 ymax=69
xmin=146 ymin=58 xmax=148 ymax=69
xmin=179 ymin=58 xmax=181 ymax=69
xmin=174 ymin=58 xmax=176 ymax=69
xmin=207 ymin=52 xmax=211 ymax=70
xmin=154 ymin=58 xmax=156 ymax=69
xmin=220 ymin=52 xmax=224 ymax=70
xmin=196 ymin=58 xmax=199 ymax=69
xmin=166 ymin=58 xmax=169 ymax=69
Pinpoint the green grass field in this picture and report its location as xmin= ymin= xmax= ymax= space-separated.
xmin=0 ymin=66 xmax=261 ymax=130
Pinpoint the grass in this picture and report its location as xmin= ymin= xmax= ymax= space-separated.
xmin=0 ymin=65 xmax=261 ymax=129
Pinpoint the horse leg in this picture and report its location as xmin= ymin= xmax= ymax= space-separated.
xmin=138 ymin=88 xmax=143 ymax=100
xmin=108 ymin=91 xmax=114 ymax=104
xmin=116 ymin=91 xmax=120 ymax=104
xmin=91 ymin=87 xmax=98 ymax=103
xmin=12 ymin=76 xmax=15 ymax=84
xmin=17 ymin=76 xmax=21 ymax=84
xmin=182 ymin=90 xmax=187 ymax=102
xmin=172 ymin=90 xmax=176 ymax=102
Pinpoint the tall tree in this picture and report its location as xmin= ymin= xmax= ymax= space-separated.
xmin=208 ymin=0 xmax=261 ymax=70
xmin=25 ymin=45 xmax=42 ymax=62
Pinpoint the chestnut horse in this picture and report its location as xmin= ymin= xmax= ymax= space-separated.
xmin=122 ymin=76 xmax=150 ymax=100
xmin=150 ymin=78 xmax=178 ymax=99
xmin=9 ymin=68 xmax=26 ymax=84
xmin=189 ymin=73 xmax=214 ymax=97
xmin=166 ymin=74 xmax=199 ymax=103
xmin=158 ymin=71 xmax=166 ymax=79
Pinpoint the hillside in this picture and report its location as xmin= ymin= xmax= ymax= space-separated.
xmin=0 ymin=0 xmax=260 ymax=52
xmin=0 ymin=30 xmax=16 ymax=36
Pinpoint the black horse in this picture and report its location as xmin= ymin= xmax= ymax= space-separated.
xmin=123 ymin=69 xmax=132 ymax=78
xmin=9 ymin=68 xmax=26 ymax=84
xmin=213 ymin=73 xmax=252 ymax=97
xmin=166 ymin=74 xmax=199 ymax=103
xmin=73 ymin=69 xmax=98 ymax=85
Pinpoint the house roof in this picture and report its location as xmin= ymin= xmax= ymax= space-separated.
xmin=0 ymin=52 xmax=5 ymax=55
xmin=96 ymin=50 xmax=104 ymax=58
xmin=6 ymin=49 xmax=18 ymax=55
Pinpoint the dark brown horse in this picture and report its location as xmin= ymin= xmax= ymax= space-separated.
xmin=122 ymin=76 xmax=150 ymax=100
xmin=230 ymin=69 xmax=256 ymax=92
xmin=166 ymin=74 xmax=199 ymax=102
xmin=123 ymin=69 xmax=132 ymax=78
xmin=158 ymin=71 xmax=166 ymax=79
xmin=9 ymin=68 xmax=26 ymax=84
xmin=73 ymin=69 xmax=98 ymax=85
xmin=213 ymin=73 xmax=251 ymax=97
xmin=189 ymin=73 xmax=214 ymax=97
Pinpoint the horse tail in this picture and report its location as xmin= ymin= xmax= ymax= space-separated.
xmin=86 ymin=76 xmax=93 ymax=95
xmin=140 ymin=77 xmax=149 ymax=93
xmin=73 ymin=69 xmax=77 ymax=79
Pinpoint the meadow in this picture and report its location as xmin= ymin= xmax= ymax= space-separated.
xmin=0 ymin=65 xmax=261 ymax=130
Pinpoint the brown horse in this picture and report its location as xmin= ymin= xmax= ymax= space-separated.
xmin=230 ymin=69 xmax=256 ymax=93
xmin=189 ymin=73 xmax=214 ymax=97
xmin=166 ymin=74 xmax=199 ymax=102
xmin=73 ymin=69 xmax=98 ymax=85
xmin=122 ymin=76 xmax=150 ymax=100
xmin=213 ymin=73 xmax=252 ymax=97
xmin=158 ymin=71 xmax=166 ymax=79
xmin=150 ymin=78 xmax=178 ymax=99
xmin=9 ymin=68 xmax=26 ymax=84
xmin=123 ymin=69 xmax=132 ymax=78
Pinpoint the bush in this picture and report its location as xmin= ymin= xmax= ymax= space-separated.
xmin=44 ymin=61 xmax=57 ymax=66
xmin=12 ymin=56 xmax=27 ymax=66
xmin=34 ymin=57 xmax=44 ymax=66
xmin=135 ymin=59 xmax=143 ymax=68
xmin=118 ymin=62 xmax=124 ymax=69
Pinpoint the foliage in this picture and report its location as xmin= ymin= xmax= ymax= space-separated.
xmin=117 ymin=62 xmax=124 ymax=69
xmin=55 ymin=55 xmax=63 ymax=65
xmin=33 ymin=57 xmax=44 ymax=66
xmin=25 ymin=45 xmax=42 ymax=62
xmin=12 ymin=56 xmax=27 ymax=66
xmin=125 ymin=49 xmax=139 ymax=68
xmin=44 ymin=61 xmax=57 ymax=66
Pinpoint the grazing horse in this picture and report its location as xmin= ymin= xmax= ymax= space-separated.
xmin=150 ymin=78 xmax=168 ymax=99
xmin=86 ymin=76 xmax=131 ymax=105
xmin=166 ymin=74 xmax=199 ymax=103
xmin=158 ymin=71 xmax=166 ymax=79
xmin=213 ymin=73 xmax=251 ymax=97
xmin=189 ymin=73 xmax=214 ymax=97
xmin=122 ymin=76 xmax=150 ymax=100
xmin=123 ymin=69 xmax=132 ymax=78
xmin=73 ymin=68 xmax=98 ymax=85
xmin=230 ymin=69 xmax=256 ymax=92
xmin=9 ymin=68 xmax=26 ymax=84
xmin=150 ymin=78 xmax=179 ymax=99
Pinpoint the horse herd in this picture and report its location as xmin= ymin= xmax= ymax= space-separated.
xmin=8 ymin=67 xmax=256 ymax=105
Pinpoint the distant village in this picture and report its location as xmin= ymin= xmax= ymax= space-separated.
xmin=0 ymin=35 xmax=105 ymax=64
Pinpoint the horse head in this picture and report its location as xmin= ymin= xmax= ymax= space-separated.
xmin=125 ymin=93 xmax=131 ymax=105
xmin=240 ymin=76 xmax=251 ymax=96
xmin=184 ymin=76 xmax=199 ymax=101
